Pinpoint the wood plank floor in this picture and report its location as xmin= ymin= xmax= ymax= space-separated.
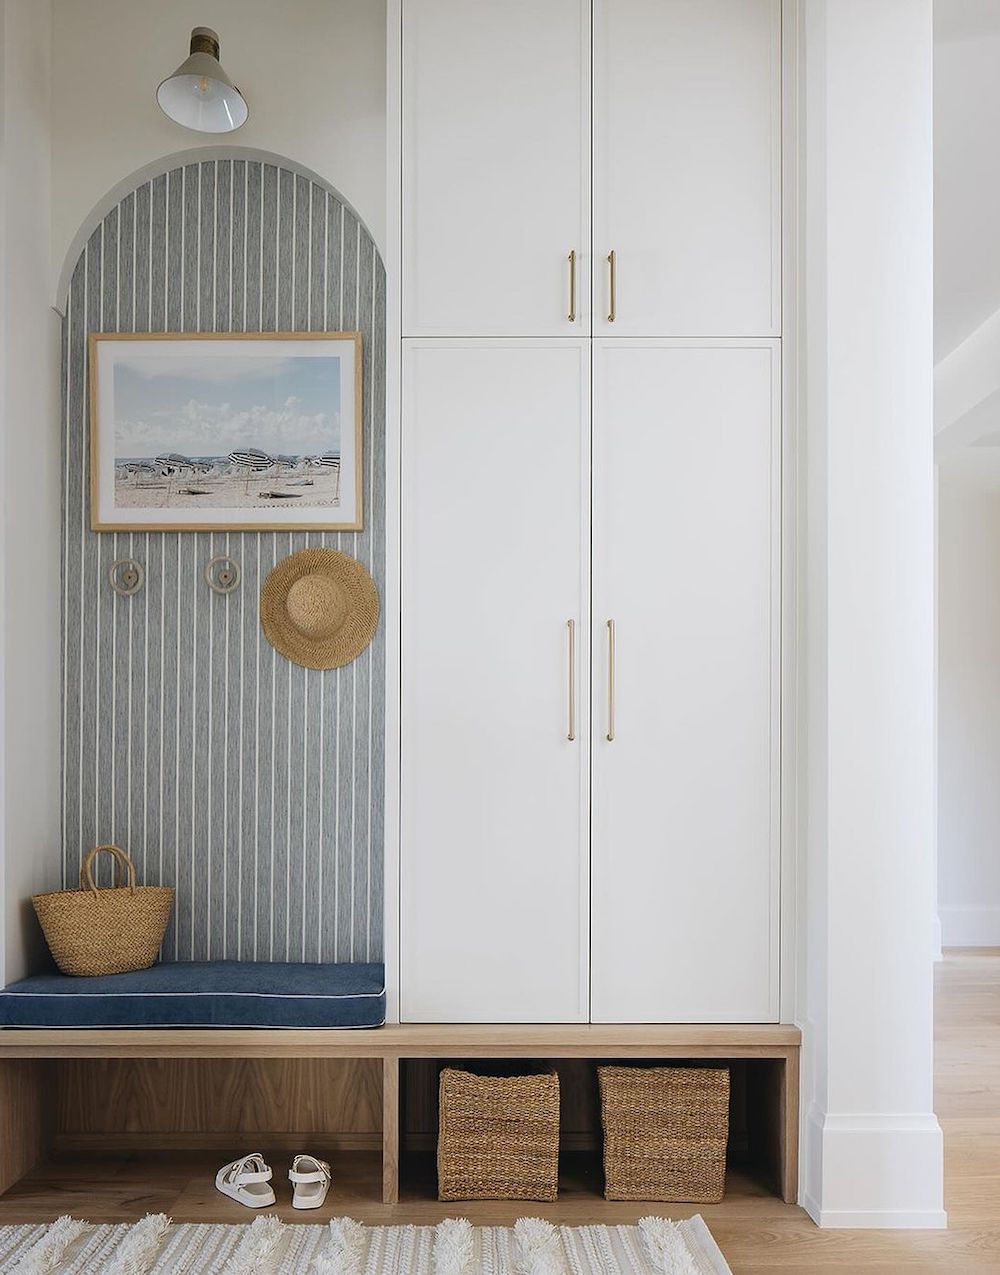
xmin=0 ymin=951 xmax=996 ymax=1272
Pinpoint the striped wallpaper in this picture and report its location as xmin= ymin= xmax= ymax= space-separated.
xmin=61 ymin=159 xmax=386 ymax=964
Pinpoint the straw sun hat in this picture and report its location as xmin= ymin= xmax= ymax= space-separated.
xmin=261 ymin=547 xmax=379 ymax=670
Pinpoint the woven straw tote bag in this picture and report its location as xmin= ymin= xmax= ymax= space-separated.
xmin=32 ymin=844 xmax=174 ymax=976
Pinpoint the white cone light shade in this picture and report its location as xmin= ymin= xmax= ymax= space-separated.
xmin=157 ymin=28 xmax=248 ymax=133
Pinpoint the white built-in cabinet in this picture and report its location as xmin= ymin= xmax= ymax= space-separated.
xmin=400 ymin=343 xmax=591 ymax=1022
xmin=402 ymin=0 xmax=591 ymax=337
xmin=398 ymin=0 xmax=782 ymax=1023
xmin=403 ymin=0 xmax=779 ymax=339
xmin=592 ymin=1 xmax=781 ymax=337
xmin=589 ymin=341 xmax=780 ymax=1023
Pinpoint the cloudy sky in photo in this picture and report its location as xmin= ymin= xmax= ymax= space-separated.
xmin=113 ymin=353 xmax=341 ymax=459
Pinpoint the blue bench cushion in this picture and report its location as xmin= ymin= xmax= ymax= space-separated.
xmin=0 ymin=961 xmax=385 ymax=1029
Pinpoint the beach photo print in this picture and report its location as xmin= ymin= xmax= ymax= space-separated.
xmin=89 ymin=332 xmax=362 ymax=531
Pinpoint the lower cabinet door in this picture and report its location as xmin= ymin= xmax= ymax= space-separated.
xmin=400 ymin=341 xmax=590 ymax=1022
xmin=590 ymin=340 xmax=780 ymax=1023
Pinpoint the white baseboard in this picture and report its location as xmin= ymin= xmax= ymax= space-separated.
xmin=802 ymin=1107 xmax=946 ymax=1229
xmin=802 ymin=1198 xmax=948 ymax=1229
xmin=939 ymin=905 xmax=1000 ymax=947
xmin=931 ymin=913 xmax=943 ymax=962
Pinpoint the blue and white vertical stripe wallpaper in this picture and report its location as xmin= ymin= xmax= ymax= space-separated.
xmin=61 ymin=158 xmax=386 ymax=964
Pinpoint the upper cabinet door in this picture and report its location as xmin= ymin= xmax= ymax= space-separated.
xmin=402 ymin=0 xmax=591 ymax=337
xmin=593 ymin=0 xmax=781 ymax=337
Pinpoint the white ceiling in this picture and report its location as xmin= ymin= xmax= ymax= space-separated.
xmin=935 ymin=2 xmax=1000 ymax=361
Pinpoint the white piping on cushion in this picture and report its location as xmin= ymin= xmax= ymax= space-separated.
xmin=0 ymin=1020 xmax=387 ymax=1030
xmin=0 ymin=989 xmax=385 ymax=999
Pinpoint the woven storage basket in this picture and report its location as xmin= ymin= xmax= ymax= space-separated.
xmin=32 ymin=844 xmax=174 ymax=976
xmin=598 ymin=1064 xmax=730 ymax=1202
xmin=437 ymin=1066 xmax=560 ymax=1201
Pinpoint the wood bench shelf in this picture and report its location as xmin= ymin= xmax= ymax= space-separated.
xmin=0 ymin=1023 xmax=801 ymax=1213
xmin=0 ymin=1023 xmax=802 ymax=1059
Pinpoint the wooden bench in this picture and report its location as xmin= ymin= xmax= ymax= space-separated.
xmin=0 ymin=1022 xmax=800 ymax=1207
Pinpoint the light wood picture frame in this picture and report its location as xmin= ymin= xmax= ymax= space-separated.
xmin=89 ymin=331 xmax=363 ymax=532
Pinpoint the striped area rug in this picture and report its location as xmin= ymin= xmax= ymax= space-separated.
xmin=0 ymin=1213 xmax=732 ymax=1273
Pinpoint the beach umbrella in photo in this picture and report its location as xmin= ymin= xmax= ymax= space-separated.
xmin=228 ymin=448 xmax=274 ymax=471
xmin=308 ymin=453 xmax=341 ymax=471
xmin=229 ymin=448 xmax=274 ymax=495
xmin=155 ymin=453 xmax=197 ymax=474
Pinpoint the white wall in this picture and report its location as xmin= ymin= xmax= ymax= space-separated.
xmin=934 ymin=2 xmax=1000 ymax=359
xmin=0 ymin=0 xmax=62 ymax=983
xmin=934 ymin=5 xmax=1000 ymax=950
xmin=938 ymin=461 xmax=1000 ymax=945
xmin=51 ymin=0 xmax=386 ymax=295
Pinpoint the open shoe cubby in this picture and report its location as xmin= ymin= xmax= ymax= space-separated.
xmin=400 ymin=1056 xmax=789 ymax=1204
xmin=0 ymin=1024 xmax=799 ymax=1223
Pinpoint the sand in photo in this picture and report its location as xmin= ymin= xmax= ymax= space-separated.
xmin=114 ymin=463 xmax=341 ymax=510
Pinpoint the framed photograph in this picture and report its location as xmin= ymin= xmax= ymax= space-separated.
xmin=89 ymin=331 xmax=363 ymax=531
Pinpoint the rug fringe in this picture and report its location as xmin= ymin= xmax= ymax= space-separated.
xmin=11 ymin=1215 xmax=91 ymax=1274
xmin=101 ymin=1213 xmax=172 ymax=1275
xmin=224 ymin=1215 xmax=286 ymax=1274
xmin=312 ymin=1216 xmax=366 ymax=1274
xmin=513 ymin=1217 xmax=565 ymax=1275
xmin=433 ymin=1218 xmax=474 ymax=1275
xmin=0 ymin=1214 xmax=730 ymax=1274
xmin=637 ymin=1216 xmax=701 ymax=1275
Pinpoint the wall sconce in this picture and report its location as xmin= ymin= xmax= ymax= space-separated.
xmin=156 ymin=27 xmax=249 ymax=134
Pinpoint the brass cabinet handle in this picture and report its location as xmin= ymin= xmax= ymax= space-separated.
xmin=607 ymin=250 xmax=617 ymax=324
xmin=606 ymin=619 xmax=616 ymax=741
xmin=567 ymin=619 xmax=577 ymax=741
xmin=568 ymin=250 xmax=577 ymax=323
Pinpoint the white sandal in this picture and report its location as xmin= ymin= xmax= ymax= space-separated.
xmin=215 ymin=1152 xmax=276 ymax=1208
xmin=289 ymin=1153 xmax=332 ymax=1210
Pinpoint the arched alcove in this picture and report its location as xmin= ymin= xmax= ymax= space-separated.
xmin=60 ymin=153 xmax=386 ymax=965
xmin=53 ymin=147 xmax=380 ymax=314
